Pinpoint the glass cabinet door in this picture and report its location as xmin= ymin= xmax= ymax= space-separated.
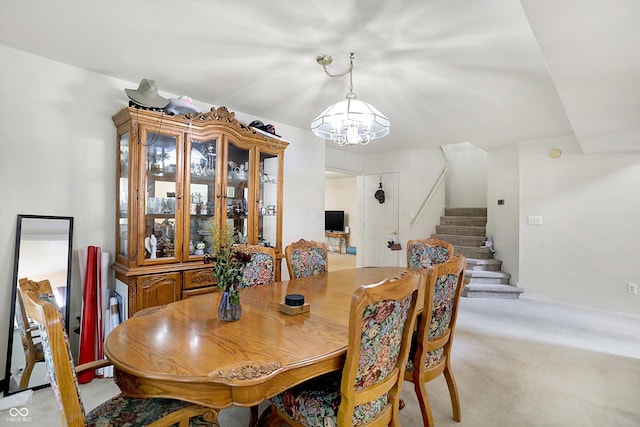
xmin=225 ymin=141 xmax=251 ymax=243
xmin=258 ymin=151 xmax=279 ymax=248
xmin=141 ymin=129 xmax=180 ymax=263
xmin=117 ymin=132 xmax=130 ymax=260
xmin=186 ymin=138 xmax=218 ymax=259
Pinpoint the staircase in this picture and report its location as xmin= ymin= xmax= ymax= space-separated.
xmin=433 ymin=207 xmax=524 ymax=299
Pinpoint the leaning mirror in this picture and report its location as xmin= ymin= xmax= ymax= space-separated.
xmin=3 ymin=214 xmax=73 ymax=395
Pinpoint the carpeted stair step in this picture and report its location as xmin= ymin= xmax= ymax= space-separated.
xmin=440 ymin=216 xmax=487 ymax=226
xmin=435 ymin=225 xmax=486 ymax=237
xmin=440 ymin=206 xmax=524 ymax=299
xmin=445 ymin=207 xmax=487 ymax=217
xmin=465 ymin=258 xmax=503 ymax=271
xmin=462 ymin=283 xmax=525 ymax=299
xmin=455 ymin=245 xmax=493 ymax=259
xmin=465 ymin=270 xmax=511 ymax=284
xmin=433 ymin=234 xmax=486 ymax=248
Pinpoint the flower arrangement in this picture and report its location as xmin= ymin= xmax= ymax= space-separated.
xmin=204 ymin=222 xmax=250 ymax=307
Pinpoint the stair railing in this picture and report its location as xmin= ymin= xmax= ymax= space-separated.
xmin=409 ymin=167 xmax=447 ymax=228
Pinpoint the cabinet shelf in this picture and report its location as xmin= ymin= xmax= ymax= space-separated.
xmin=227 ymin=214 xmax=248 ymax=219
xmin=147 ymin=171 xmax=177 ymax=179
xmin=191 ymin=176 xmax=216 ymax=185
xmin=145 ymin=213 xmax=178 ymax=219
xmin=227 ymin=178 xmax=249 ymax=185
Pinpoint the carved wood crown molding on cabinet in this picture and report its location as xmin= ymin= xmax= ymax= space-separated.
xmin=115 ymin=105 xmax=288 ymax=149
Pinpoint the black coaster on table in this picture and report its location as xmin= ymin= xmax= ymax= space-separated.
xmin=285 ymin=294 xmax=304 ymax=306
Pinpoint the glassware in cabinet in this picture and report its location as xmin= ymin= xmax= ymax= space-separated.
xmin=258 ymin=151 xmax=279 ymax=248
xmin=186 ymin=138 xmax=218 ymax=259
xmin=225 ymin=141 xmax=251 ymax=243
xmin=117 ymin=132 xmax=130 ymax=259
xmin=141 ymin=130 xmax=180 ymax=263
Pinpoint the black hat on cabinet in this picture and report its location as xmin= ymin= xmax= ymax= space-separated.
xmin=249 ymin=120 xmax=281 ymax=137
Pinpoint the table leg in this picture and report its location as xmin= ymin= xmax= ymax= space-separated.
xmin=249 ymin=405 xmax=259 ymax=427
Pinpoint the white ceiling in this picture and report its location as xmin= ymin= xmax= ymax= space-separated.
xmin=1 ymin=0 xmax=638 ymax=155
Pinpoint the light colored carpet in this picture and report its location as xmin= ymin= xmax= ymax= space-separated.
xmin=328 ymin=252 xmax=356 ymax=271
xmin=4 ymin=262 xmax=640 ymax=426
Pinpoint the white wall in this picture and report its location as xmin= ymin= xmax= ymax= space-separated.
xmin=325 ymin=148 xmax=363 ymax=173
xmin=486 ymin=143 xmax=520 ymax=283
xmin=0 ymin=45 xmax=324 ymax=377
xmin=442 ymin=142 xmax=488 ymax=208
xmin=488 ymin=134 xmax=640 ymax=315
xmin=0 ymin=46 xmax=121 ymax=371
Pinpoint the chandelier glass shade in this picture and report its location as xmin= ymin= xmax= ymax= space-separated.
xmin=311 ymin=53 xmax=390 ymax=146
xmin=311 ymin=95 xmax=390 ymax=146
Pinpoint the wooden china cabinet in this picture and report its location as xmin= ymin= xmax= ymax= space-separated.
xmin=112 ymin=106 xmax=288 ymax=315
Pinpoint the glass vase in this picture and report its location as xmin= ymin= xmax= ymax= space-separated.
xmin=218 ymin=290 xmax=242 ymax=322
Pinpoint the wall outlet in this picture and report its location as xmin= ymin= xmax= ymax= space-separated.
xmin=628 ymin=283 xmax=638 ymax=295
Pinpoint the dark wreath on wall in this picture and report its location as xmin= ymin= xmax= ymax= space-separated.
xmin=374 ymin=181 xmax=385 ymax=204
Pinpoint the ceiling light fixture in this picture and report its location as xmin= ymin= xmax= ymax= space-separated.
xmin=311 ymin=52 xmax=390 ymax=146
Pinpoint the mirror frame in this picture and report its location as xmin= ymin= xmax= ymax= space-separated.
xmin=3 ymin=214 xmax=73 ymax=396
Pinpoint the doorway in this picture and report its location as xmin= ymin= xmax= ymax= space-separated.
xmin=325 ymin=170 xmax=400 ymax=267
xmin=363 ymin=173 xmax=400 ymax=267
xmin=324 ymin=168 xmax=358 ymax=257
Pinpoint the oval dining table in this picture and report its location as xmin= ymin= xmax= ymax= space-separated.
xmin=104 ymin=267 xmax=425 ymax=412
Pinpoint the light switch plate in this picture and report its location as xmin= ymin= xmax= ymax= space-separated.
xmin=527 ymin=215 xmax=543 ymax=225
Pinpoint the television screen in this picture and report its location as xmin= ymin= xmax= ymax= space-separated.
xmin=325 ymin=210 xmax=345 ymax=232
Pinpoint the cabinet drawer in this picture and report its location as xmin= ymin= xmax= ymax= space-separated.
xmin=183 ymin=268 xmax=216 ymax=290
xmin=182 ymin=286 xmax=217 ymax=299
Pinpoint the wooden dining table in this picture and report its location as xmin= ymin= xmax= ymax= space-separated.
xmin=104 ymin=267 xmax=425 ymax=411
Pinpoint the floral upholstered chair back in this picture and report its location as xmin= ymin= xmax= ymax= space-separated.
xmin=414 ymin=254 xmax=466 ymax=369
xmin=404 ymin=254 xmax=467 ymax=427
xmin=339 ymin=272 xmax=420 ymax=425
xmin=268 ymin=271 xmax=420 ymax=426
xmin=406 ymin=237 xmax=454 ymax=269
xmin=284 ymin=239 xmax=328 ymax=279
xmin=234 ymin=244 xmax=276 ymax=288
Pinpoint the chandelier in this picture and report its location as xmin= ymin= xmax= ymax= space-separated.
xmin=311 ymin=52 xmax=390 ymax=146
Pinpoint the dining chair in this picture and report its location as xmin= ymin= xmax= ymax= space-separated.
xmin=234 ymin=244 xmax=276 ymax=288
xmin=284 ymin=239 xmax=328 ymax=279
xmin=265 ymin=270 xmax=420 ymax=427
xmin=406 ymin=237 xmax=454 ymax=269
xmin=18 ymin=278 xmax=218 ymax=427
xmin=13 ymin=279 xmax=46 ymax=390
xmin=404 ymin=255 xmax=466 ymax=427
xmin=233 ymin=244 xmax=276 ymax=427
